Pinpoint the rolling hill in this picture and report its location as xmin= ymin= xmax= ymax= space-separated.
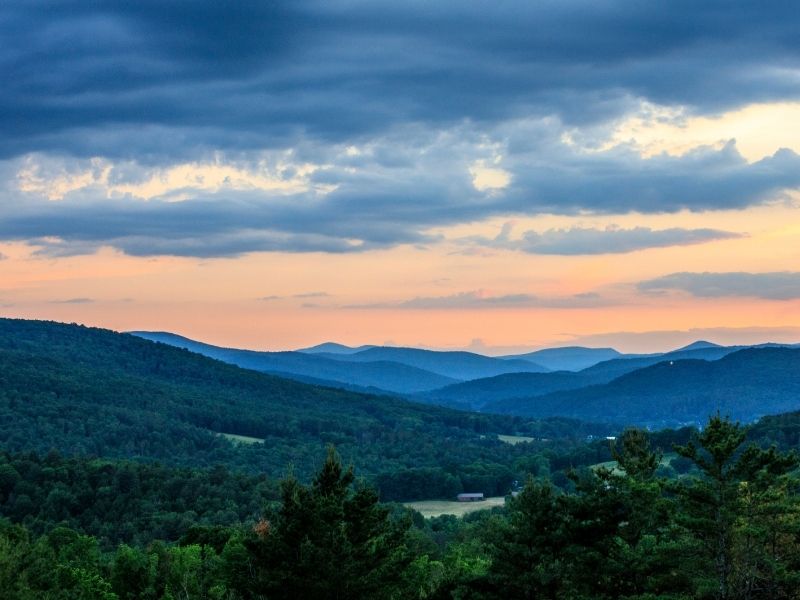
xmin=311 ymin=346 xmax=550 ymax=379
xmin=131 ymin=332 xmax=457 ymax=394
xmin=296 ymin=341 xmax=376 ymax=354
xmin=419 ymin=370 xmax=603 ymax=410
xmin=0 ymin=318 xmax=613 ymax=500
xmin=484 ymin=347 xmax=800 ymax=427
xmin=424 ymin=343 xmax=764 ymax=410
xmin=498 ymin=346 xmax=624 ymax=371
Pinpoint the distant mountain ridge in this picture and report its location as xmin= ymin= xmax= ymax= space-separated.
xmin=498 ymin=346 xmax=624 ymax=371
xmin=132 ymin=332 xmax=800 ymax=405
xmin=297 ymin=342 xmax=377 ymax=355
xmin=484 ymin=347 xmax=800 ymax=427
xmin=421 ymin=343 xmax=800 ymax=410
xmin=132 ymin=333 xmax=553 ymax=390
xmin=310 ymin=346 xmax=550 ymax=379
xmin=130 ymin=332 xmax=457 ymax=394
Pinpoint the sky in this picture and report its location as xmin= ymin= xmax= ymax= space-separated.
xmin=1 ymin=0 xmax=800 ymax=353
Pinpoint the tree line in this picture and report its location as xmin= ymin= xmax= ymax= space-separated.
xmin=2 ymin=415 xmax=800 ymax=599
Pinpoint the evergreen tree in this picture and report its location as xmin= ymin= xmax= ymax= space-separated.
xmin=485 ymin=480 xmax=566 ymax=599
xmin=674 ymin=414 xmax=800 ymax=599
xmin=243 ymin=446 xmax=414 ymax=599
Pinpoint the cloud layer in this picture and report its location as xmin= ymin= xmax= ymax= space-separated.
xmin=348 ymin=290 xmax=609 ymax=310
xmin=1 ymin=140 xmax=797 ymax=258
xmin=3 ymin=1 xmax=800 ymax=160
xmin=462 ymin=224 xmax=743 ymax=255
xmin=2 ymin=2 xmax=800 ymax=258
xmin=639 ymin=272 xmax=800 ymax=300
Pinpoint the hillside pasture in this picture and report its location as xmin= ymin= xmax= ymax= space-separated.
xmin=218 ymin=432 xmax=264 ymax=445
xmin=404 ymin=496 xmax=506 ymax=518
xmin=498 ymin=434 xmax=535 ymax=445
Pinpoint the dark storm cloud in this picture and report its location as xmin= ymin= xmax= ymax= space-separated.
xmin=638 ymin=272 xmax=800 ymax=300
xmin=502 ymin=142 xmax=800 ymax=214
xmin=2 ymin=1 xmax=800 ymax=159
xmin=462 ymin=223 xmax=743 ymax=255
xmin=3 ymin=1 xmax=800 ymax=258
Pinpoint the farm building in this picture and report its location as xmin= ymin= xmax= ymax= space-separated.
xmin=456 ymin=492 xmax=485 ymax=502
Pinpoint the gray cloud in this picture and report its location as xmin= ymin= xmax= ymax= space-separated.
xmin=1 ymin=141 xmax=797 ymax=258
xmin=463 ymin=223 xmax=743 ymax=255
xmin=502 ymin=141 xmax=800 ymax=214
xmin=49 ymin=298 xmax=94 ymax=304
xmin=2 ymin=1 xmax=800 ymax=160
xmin=1 ymin=2 xmax=800 ymax=258
xmin=348 ymin=290 xmax=610 ymax=310
xmin=293 ymin=292 xmax=330 ymax=298
xmin=638 ymin=272 xmax=800 ymax=300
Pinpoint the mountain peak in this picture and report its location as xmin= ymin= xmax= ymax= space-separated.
xmin=296 ymin=342 xmax=375 ymax=354
xmin=675 ymin=340 xmax=723 ymax=352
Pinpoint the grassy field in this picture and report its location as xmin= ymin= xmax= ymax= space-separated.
xmin=592 ymin=452 xmax=677 ymax=475
xmin=498 ymin=434 xmax=535 ymax=445
xmin=217 ymin=432 xmax=264 ymax=445
xmin=404 ymin=496 xmax=507 ymax=518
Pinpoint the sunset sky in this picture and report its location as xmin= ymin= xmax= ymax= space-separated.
xmin=1 ymin=1 xmax=800 ymax=353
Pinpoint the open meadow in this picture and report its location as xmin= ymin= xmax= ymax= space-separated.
xmin=404 ymin=496 xmax=507 ymax=518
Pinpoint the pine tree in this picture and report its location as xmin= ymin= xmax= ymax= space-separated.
xmin=243 ymin=446 xmax=413 ymax=599
xmin=674 ymin=414 xmax=799 ymax=600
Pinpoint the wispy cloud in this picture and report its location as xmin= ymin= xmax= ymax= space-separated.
xmin=638 ymin=272 xmax=800 ymax=300
xmin=461 ymin=224 xmax=744 ymax=255
xmin=347 ymin=290 xmax=610 ymax=310
xmin=49 ymin=297 xmax=94 ymax=304
xmin=293 ymin=291 xmax=330 ymax=298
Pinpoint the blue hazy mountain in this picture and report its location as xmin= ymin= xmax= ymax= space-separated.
xmin=296 ymin=342 xmax=377 ymax=354
xmin=578 ymin=344 xmax=743 ymax=380
xmin=421 ymin=342 xmax=798 ymax=410
xmin=418 ymin=371 xmax=602 ymax=410
xmin=673 ymin=340 xmax=723 ymax=352
xmin=498 ymin=346 xmax=624 ymax=371
xmin=311 ymin=346 xmax=550 ymax=380
xmin=130 ymin=332 xmax=457 ymax=394
xmin=483 ymin=347 xmax=800 ymax=428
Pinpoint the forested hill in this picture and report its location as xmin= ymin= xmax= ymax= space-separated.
xmin=0 ymin=318 xmax=611 ymax=500
xmin=310 ymin=346 xmax=550 ymax=379
xmin=418 ymin=344 xmax=762 ymax=410
xmin=129 ymin=331 xmax=458 ymax=394
xmin=485 ymin=347 xmax=800 ymax=427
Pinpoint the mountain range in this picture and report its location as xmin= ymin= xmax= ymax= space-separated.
xmin=485 ymin=347 xmax=800 ymax=427
xmin=0 ymin=318 xmax=798 ymax=466
xmin=0 ymin=318 xmax=613 ymax=500
xmin=131 ymin=332 xmax=549 ymax=393
xmin=131 ymin=332 xmax=800 ymax=420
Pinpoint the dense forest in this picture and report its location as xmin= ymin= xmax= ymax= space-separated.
xmin=0 ymin=318 xmax=614 ymax=500
xmin=3 ymin=417 xmax=800 ymax=599
xmin=3 ymin=319 xmax=800 ymax=598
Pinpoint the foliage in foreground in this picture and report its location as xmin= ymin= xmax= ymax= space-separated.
xmin=2 ymin=416 xmax=800 ymax=599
